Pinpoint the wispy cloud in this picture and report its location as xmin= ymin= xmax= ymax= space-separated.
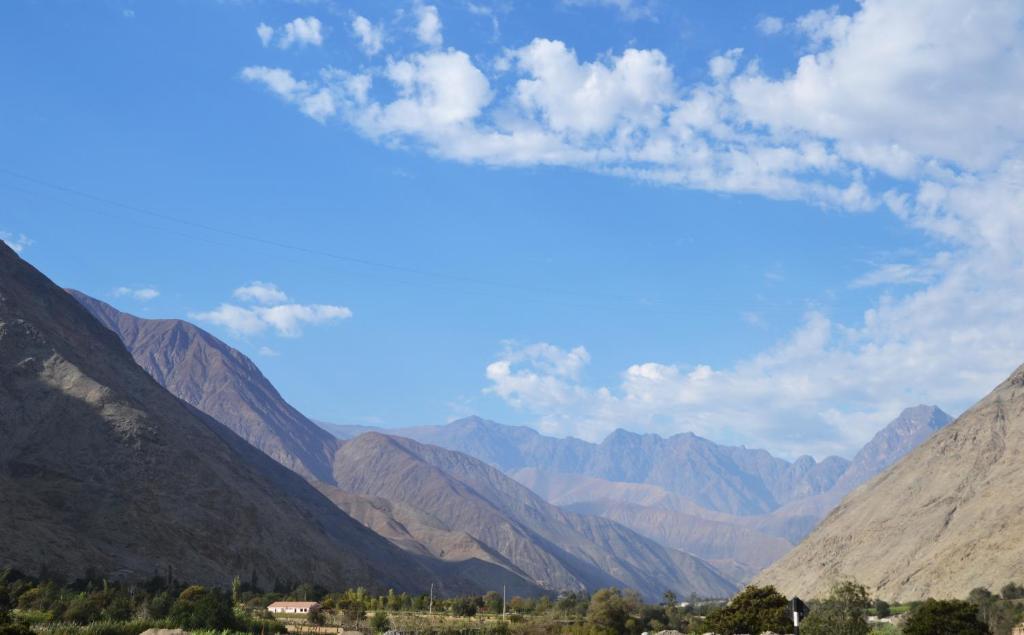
xmin=351 ymin=15 xmax=383 ymax=55
xmin=192 ymin=282 xmax=352 ymax=337
xmin=113 ymin=286 xmax=160 ymax=301
xmin=1 ymin=231 xmax=32 ymax=254
xmin=255 ymin=17 xmax=323 ymax=50
xmin=413 ymin=2 xmax=443 ymax=47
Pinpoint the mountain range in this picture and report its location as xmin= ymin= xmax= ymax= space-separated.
xmin=327 ymin=407 xmax=951 ymax=581
xmin=71 ymin=290 xmax=733 ymax=599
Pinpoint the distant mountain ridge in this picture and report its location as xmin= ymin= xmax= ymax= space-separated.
xmin=384 ymin=417 xmax=851 ymax=516
xmin=331 ymin=407 xmax=950 ymax=581
xmin=73 ymin=292 xmax=734 ymax=599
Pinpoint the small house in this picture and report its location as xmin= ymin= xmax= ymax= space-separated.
xmin=267 ymin=601 xmax=321 ymax=615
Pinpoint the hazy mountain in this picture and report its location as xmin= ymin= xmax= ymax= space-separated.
xmin=832 ymin=404 xmax=952 ymax=495
xmin=374 ymin=410 xmax=949 ymax=581
xmin=391 ymin=417 xmax=849 ymax=516
xmin=757 ymin=372 xmax=1022 ymax=601
xmin=69 ymin=291 xmax=339 ymax=485
xmin=73 ymin=292 xmax=729 ymax=598
xmin=330 ymin=433 xmax=736 ymax=600
xmin=0 ymin=242 xmax=449 ymax=592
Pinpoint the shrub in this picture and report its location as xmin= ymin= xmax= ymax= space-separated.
xmin=800 ymin=581 xmax=870 ymax=635
xmin=903 ymin=599 xmax=989 ymax=635
xmin=703 ymin=585 xmax=792 ymax=635
xmin=168 ymin=586 xmax=235 ymax=631
xmin=369 ymin=611 xmax=390 ymax=633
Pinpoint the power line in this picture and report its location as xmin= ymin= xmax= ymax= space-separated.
xmin=0 ymin=167 xmax=627 ymax=302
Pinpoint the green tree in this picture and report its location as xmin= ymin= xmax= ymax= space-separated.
xmin=704 ymin=585 xmax=792 ymax=635
xmin=369 ymin=611 xmax=390 ymax=633
xmin=969 ymin=587 xmax=998 ymax=625
xmin=231 ymin=575 xmax=242 ymax=605
xmin=484 ymin=591 xmax=502 ymax=614
xmin=586 ymin=588 xmax=641 ymax=634
xmin=903 ymin=599 xmax=990 ymax=635
xmin=800 ymin=581 xmax=870 ymax=635
xmin=451 ymin=596 xmax=478 ymax=617
xmin=873 ymin=598 xmax=891 ymax=618
xmin=1001 ymin=582 xmax=1024 ymax=600
xmin=168 ymin=585 xmax=235 ymax=630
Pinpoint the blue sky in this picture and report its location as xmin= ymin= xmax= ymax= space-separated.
xmin=3 ymin=0 xmax=1023 ymax=459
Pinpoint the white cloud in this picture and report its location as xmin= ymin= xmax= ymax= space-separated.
xmin=757 ymin=16 xmax=784 ymax=35
xmin=1 ymin=231 xmax=31 ymax=254
xmin=233 ymin=281 xmax=288 ymax=305
xmin=258 ymin=346 xmax=280 ymax=357
xmin=243 ymin=0 xmax=1024 ymax=456
xmin=278 ymin=16 xmax=323 ymax=49
xmin=113 ymin=286 xmax=159 ymax=301
xmin=192 ymin=283 xmax=352 ymax=337
xmin=351 ymin=15 xmax=383 ymax=55
xmin=240 ymin=66 xmax=336 ymax=123
xmin=413 ymin=3 xmax=443 ymax=47
xmin=257 ymin=23 xmax=274 ymax=47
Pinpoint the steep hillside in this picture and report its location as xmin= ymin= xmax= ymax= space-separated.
xmin=70 ymin=291 xmax=338 ymax=484
xmin=332 ymin=433 xmax=736 ymax=600
xmin=0 ymin=242 xmax=446 ymax=592
xmin=757 ymin=369 xmax=1024 ymax=601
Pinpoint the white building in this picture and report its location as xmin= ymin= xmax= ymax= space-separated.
xmin=267 ymin=601 xmax=321 ymax=615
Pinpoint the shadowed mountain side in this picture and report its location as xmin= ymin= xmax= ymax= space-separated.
xmin=332 ymin=433 xmax=736 ymax=600
xmin=313 ymin=485 xmax=542 ymax=597
xmin=70 ymin=291 xmax=339 ymax=485
xmin=0 ymin=243 xmax=447 ymax=593
xmin=757 ymin=368 xmax=1024 ymax=601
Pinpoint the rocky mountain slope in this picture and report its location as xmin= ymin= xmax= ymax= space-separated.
xmin=69 ymin=291 xmax=338 ymax=484
xmin=73 ymin=292 xmax=731 ymax=599
xmin=757 ymin=372 xmax=1023 ymax=601
xmin=0 ymin=242 xmax=451 ymax=592
xmin=330 ymin=433 xmax=735 ymax=600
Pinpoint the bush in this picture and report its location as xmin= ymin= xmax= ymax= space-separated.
xmin=704 ymin=585 xmax=792 ymax=635
xmin=800 ymin=581 xmax=870 ymax=635
xmin=369 ymin=611 xmax=390 ymax=633
xmin=903 ymin=599 xmax=989 ymax=635
xmin=451 ymin=596 xmax=478 ymax=617
xmin=1001 ymin=583 xmax=1024 ymax=600
xmin=168 ymin=586 xmax=235 ymax=631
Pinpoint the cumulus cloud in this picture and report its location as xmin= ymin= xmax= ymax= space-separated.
xmin=191 ymin=283 xmax=351 ymax=337
xmin=757 ymin=16 xmax=784 ymax=35
xmin=253 ymin=17 xmax=323 ymax=50
xmin=243 ymin=0 xmax=1024 ymax=456
xmin=256 ymin=22 xmax=274 ymax=47
xmin=351 ymin=15 xmax=383 ymax=55
xmin=1 ymin=231 xmax=31 ymax=254
xmin=413 ymin=2 xmax=443 ymax=47
xmin=113 ymin=286 xmax=159 ymax=301
xmin=233 ymin=281 xmax=289 ymax=305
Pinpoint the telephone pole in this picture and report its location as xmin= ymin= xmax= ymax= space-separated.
xmin=502 ymin=585 xmax=506 ymax=621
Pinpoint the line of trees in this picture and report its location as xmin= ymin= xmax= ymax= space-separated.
xmin=6 ymin=566 xmax=1024 ymax=635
